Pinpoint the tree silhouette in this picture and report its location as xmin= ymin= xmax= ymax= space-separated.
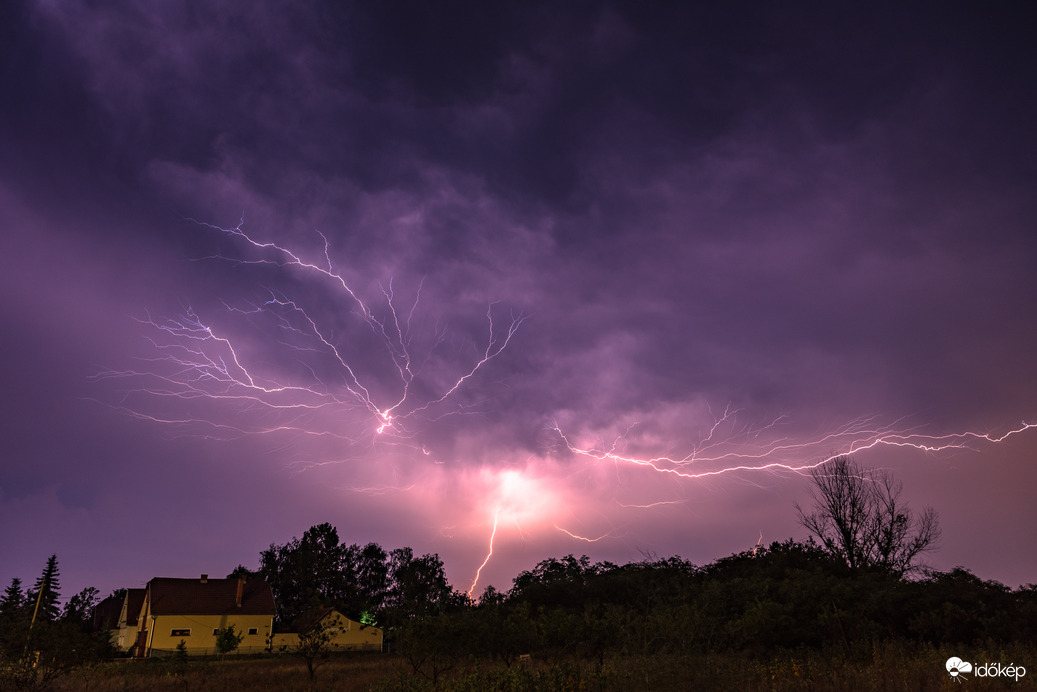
xmin=385 ymin=548 xmax=453 ymax=617
xmin=796 ymin=456 xmax=940 ymax=575
xmin=260 ymin=523 xmax=352 ymax=627
xmin=214 ymin=624 xmax=244 ymax=658
xmin=61 ymin=587 xmax=100 ymax=628
xmin=27 ymin=555 xmax=61 ymax=623
xmin=0 ymin=579 xmax=25 ymax=621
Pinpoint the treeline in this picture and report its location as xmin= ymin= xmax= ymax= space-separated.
xmin=386 ymin=543 xmax=1037 ymax=689
xmin=3 ymin=453 xmax=1034 ymax=690
xmin=482 ymin=542 xmax=1037 ymax=657
xmin=241 ymin=522 xmax=1037 ymax=684
xmin=0 ymin=556 xmax=118 ymax=689
xmin=239 ymin=522 xmax=463 ymax=631
xmin=251 ymin=529 xmax=1036 ymax=663
xmin=2 ymin=530 xmax=1034 ymax=689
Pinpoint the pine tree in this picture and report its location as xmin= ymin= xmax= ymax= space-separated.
xmin=0 ymin=577 xmax=25 ymax=619
xmin=27 ymin=555 xmax=62 ymax=623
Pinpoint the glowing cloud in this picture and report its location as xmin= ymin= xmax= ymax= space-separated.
xmin=98 ymin=222 xmax=1037 ymax=591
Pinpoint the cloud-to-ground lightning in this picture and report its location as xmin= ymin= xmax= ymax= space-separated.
xmin=469 ymin=507 xmax=500 ymax=597
xmin=462 ymin=415 xmax=1036 ymax=591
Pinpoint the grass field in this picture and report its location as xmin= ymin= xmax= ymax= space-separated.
xmin=39 ymin=641 xmax=1035 ymax=691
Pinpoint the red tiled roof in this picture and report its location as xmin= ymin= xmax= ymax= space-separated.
xmin=94 ymin=587 xmax=147 ymax=630
xmin=146 ymin=577 xmax=275 ymax=616
xmin=290 ymin=606 xmax=337 ymax=633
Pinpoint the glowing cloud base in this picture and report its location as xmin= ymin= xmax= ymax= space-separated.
xmin=97 ymin=222 xmax=1036 ymax=596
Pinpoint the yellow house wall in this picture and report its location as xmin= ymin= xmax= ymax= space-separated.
xmin=109 ymin=598 xmax=130 ymax=652
xmin=113 ymin=625 xmax=135 ymax=653
xmin=271 ymin=613 xmax=383 ymax=653
xmin=270 ymin=632 xmax=300 ymax=651
xmin=334 ymin=616 xmax=383 ymax=650
xmin=108 ymin=593 xmax=143 ymax=653
xmin=145 ymin=613 xmax=273 ymax=655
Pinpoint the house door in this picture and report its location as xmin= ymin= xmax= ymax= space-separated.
xmin=135 ymin=628 xmax=148 ymax=658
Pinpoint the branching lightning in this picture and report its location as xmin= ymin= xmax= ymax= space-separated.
xmin=96 ymin=218 xmax=1037 ymax=594
xmin=552 ymin=418 xmax=1037 ymax=480
xmin=96 ymin=219 xmax=527 ymax=459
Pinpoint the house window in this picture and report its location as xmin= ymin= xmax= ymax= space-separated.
xmin=171 ymin=629 xmax=191 ymax=637
xmin=213 ymin=628 xmax=219 ymax=636
xmin=248 ymin=628 xmax=258 ymax=635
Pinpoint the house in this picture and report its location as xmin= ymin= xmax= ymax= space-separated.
xmin=94 ymin=588 xmax=146 ymax=652
xmin=135 ymin=574 xmax=275 ymax=657
xmin=93 ymin=594 xmax=122 ymax=632
xmin=270 ymin=608 xmax=383 ymax=653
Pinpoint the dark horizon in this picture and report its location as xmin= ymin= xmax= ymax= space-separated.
xmin=2 ymin=1 xmax=1036 ymax=601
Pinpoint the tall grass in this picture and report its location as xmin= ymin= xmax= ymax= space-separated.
xmin=44 ymin=641 xmax=1036 ymax=691
xmin=49 ymin=654 xmax=396 ymax=692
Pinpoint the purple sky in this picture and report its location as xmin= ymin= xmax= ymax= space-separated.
xmin=2 ymin=2 xmax=1036 ymax=601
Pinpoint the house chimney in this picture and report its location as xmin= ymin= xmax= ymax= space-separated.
xmin=235 ymin=576 xmax=245 ymax=608
xmin=200 ymin=574 xmax=208 ymax=584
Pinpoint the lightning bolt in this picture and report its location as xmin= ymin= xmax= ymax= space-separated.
xmin=96 ymin=218 xmax=1037 ymax=595
xmin=96 ymin=218 xmax=527 ymax=466
xmin=553 ymin=525 xmax=612 ymax=542
xmin=552 ymin=419 xmax=1037 ymax=480
xmin=468 ymin=507 xmax=500 ymax=597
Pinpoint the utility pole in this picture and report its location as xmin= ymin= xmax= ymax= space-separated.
xmin=24 ymin=574 xmax=48 ymax=660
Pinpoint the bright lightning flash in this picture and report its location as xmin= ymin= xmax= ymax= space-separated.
xmin=469 ymin=508 xmax=499 ymax=597
xmin=552 ymin=411 xmax=1037 ymax=480
xmin=97 ymin=219 xmax=1037 ymax=596
xmin=466 ymin=467 xmax=568 ymax=596
xmin=96 ymin=218 xmax=527 ymax=464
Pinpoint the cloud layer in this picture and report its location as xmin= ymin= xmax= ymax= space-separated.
xmin=2 ymin=1 xmax=1035 ymax=595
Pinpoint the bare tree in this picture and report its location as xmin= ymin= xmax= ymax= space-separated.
xmin=796 ymin=456 xmax=940 ymax=576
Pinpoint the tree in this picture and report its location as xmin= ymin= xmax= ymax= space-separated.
xmin=384 ymin=548 xmax=454 ymax=624
xmin=214 ymin=624 xmax=244 ymax=658
xmin=0 ymin=578 xmax=25 ymax=620
xmin=26 ymin=555 xmax=61 ymax=625
xmin=470 ymin=599 xmax=536 ymax=667
xmin=259 ymin=524 xmax=402 ymax=628
xmin=260 ymin=523 xmax=352 ymax=627
xmin=294 ymin=611 xmax=346 ymax=680
xmin=61 ymin=587 xmax=100 ymax=627
xmin=345 ymin=542 xmax=389 ymax=620
xmin=796 ymin=456 xmax=941 ymax=576
xmin=397 ymin=611 xmax=470 ymax=687
xmin=509 ymin=555 xmax=598 ymax=610
xmin=0 ymin=560 xmax=115 ymax=690
xmin=227 ymin=564 xmax=258 ymax=579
